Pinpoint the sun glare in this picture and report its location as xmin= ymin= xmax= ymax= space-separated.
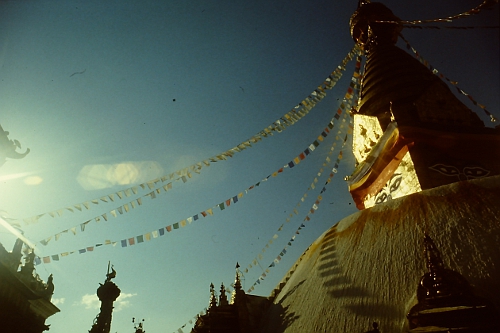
xmin=23 ymin=176 xmax=43 ymax=185
xmin=77 ymin=161 xmax=163 ymax=190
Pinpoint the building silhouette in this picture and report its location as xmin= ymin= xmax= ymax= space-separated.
xmin=0 ymin=240 xmax=59 ymax=333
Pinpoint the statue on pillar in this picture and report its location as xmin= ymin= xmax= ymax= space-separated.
xmin=89 ymin=263 xmax=121 ymax=333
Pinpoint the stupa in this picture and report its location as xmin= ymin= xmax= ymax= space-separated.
xmin=258 ymin=1 xmax=500 ymax=332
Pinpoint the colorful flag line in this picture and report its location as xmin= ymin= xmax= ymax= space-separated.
xmin=172 ymin=308 xmax=208 ymax=333
xmin=245 ymin=60 xmax=361 ymax=290
xmin=400 ymin=34 xmax=497 ymax=122
xmin=241 ymin=56 xmax=361 ymax=276
xmin=247 ymin=140 xmax=350 ymax=293
xmin=403 ymin=25 xmax=499 ymax=30
xmin=17 ymin=46 xmax=360 ymax=227
xmin=243 ymin=122 xmax=349 ymax=277
xmin=37 ymin=174 xmax=191 ymax=245
xmin=242 ymin=87 xmax=358 ymax=275
xmin=375 ymin=0 xmax=497 ymax=25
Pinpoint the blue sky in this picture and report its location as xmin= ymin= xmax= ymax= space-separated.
xmin=0 ymin=1 xmax=498 ymax=332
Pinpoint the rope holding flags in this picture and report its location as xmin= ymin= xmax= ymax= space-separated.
xmin=375 ymin=0 xmax=498 ymax=25
xmin=403 ymin=25 xmax=499 ymax=30
xmin=399 ymin=34 xmax=497 ymax=122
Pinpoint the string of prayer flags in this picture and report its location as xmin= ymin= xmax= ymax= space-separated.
xmin=16 ymin=46 xmax=360 ymax=228
xmin=374 ymin=0 xmax=496 ymax=25
xmin=403 ymin=25 xmax=500 ymax=30
xmin=399 ymin=34 xmax=497 ymax=122
xmin=243 ymin=113 xmax=350 ymax=275
xmin=247 ymin=144 xmax=350 ymax=293
xmin=246 ymin=76 xmax=360 ymax=289
xmin=243 ymin=60 xmax=362 ymax=277
xmin=38 ymin=194 xmax=147 ymax=245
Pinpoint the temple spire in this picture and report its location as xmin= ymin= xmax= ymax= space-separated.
xmin=208 ymin=283 xmax=218 ymax=310
xmin=219 ymin=283 xmax=229 ymax=306
xmin=231 ymin=263 xmax=243 ymax=305
xmin=89 ymin=264 xmax=121 ymax=333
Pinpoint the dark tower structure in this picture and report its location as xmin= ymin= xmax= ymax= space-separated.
xmin=347 ymin=1 xmax=500 ymax=209
xmin=89 ymin=265 xmax=121 ymax=333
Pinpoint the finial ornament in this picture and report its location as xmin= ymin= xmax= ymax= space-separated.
xmin=132 ymin=318 xmax=145 ymax=333
xmin=0 ymin=124 xmax=30 ymax=167
xmin=407 ymin=234 xmax=499 ymax=330
xmin=219 ymin=283 xmax=229 ymax=306
xmin=105 ymin=262 xmax=116 ymax=282
xmin=208 ymin=283 xmax=218 ymax=309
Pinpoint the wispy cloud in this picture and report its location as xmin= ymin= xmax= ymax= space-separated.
xmin=79 ymin=294 xmax=99 ymax=310
xmin=52 ymin=297 xmax=65 ymax=306
xmin=115 ymin=292 xmax=137 ymax=311
xmin=78 ymin=292 xmax=137 ymax=312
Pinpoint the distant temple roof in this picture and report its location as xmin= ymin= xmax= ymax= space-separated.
xmin=0 ymin=240 xmax=59 ymax=333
